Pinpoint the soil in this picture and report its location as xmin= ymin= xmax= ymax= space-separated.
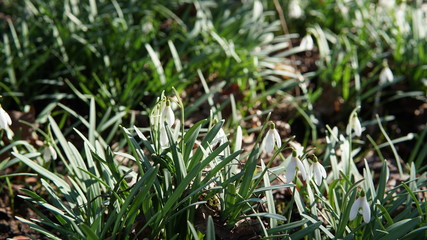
xmin=0 ymin=183 xmax=48 ymax=240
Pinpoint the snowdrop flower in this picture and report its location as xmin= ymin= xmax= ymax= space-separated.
xmin=43 ymin=144 xmax=57 ymax=162
xmin=395 ymin=5 xmax=410 ymax=34
xmin=150 ymin=99 xmax=173 ymax=148
xmin=310 ymin=156 xmax=326 ymax=186
xmin=0 ymin=104 xmax=12 ymax=131
xmin=378 ymin=0 xmax=395 ymax=9
xmin=350 ymin=190 xmax=371 ymax=223
xmin=211 ymin=125 xmax=227 ymax=146
xmin=300 ymin=35 xmax=314 ymax=51
xmin=159 ymin=126 xmax=169 ymax=148
xmin=286 ymin=150 xmax=307 ymax=183
xmin=263 ymin=122 xmax=281 ymax=154
xmin=125 ymin=171 xmax=138 ymax=187
xmin=289 ymin=0 xmax=302 ymax=19
xmin=160 ymin=99 xmax=176 ymax=147
xmin=252 ymin=0 xmax=263 ymax=21
xmin=162 ymin=100 xmax=175 ymax=126
xmin=347 ymin=112 xmax=362 ymax=137
xmin=289 ymin=141 xmax=304 ymax=158
xmin=353 ymin=10 xmax=363 ymax=28
xmin=379 ymin=66 xmax=394 ymax=84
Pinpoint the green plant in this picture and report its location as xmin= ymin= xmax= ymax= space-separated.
xmin=13 ymin=94 xmax=427 ymax=239
xmin=13 ymin=94 xmax=287 ymax=239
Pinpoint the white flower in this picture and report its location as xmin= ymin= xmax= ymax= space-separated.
xmin=379 ymin=67 xmax=394 ymax=84
xmin=347 ymin=113 xmax=362 ymax=137
xmin=395 ymin=5 xmax=409 ymax=34
xmin=350 ymin=191 xmax=371 ymax=223
xmin=0 ymin=105 xmax=12 ymax=130
xmin=150 ymin=98 xmax=175 ymax=149
xmin=160 ymin=126 xmax=169 ymax=148
xmin=43 ymin=144 xmax=57 ymax=161
xmin=252 ymin=0 xmax=263 ymax=20
xmin=263 ymin=122 xmax=281 ymax=153
xmin=286 ymin=151 xmax=307 ymax=183
xmin=310 ymin=158 xmax=326 ymax=186
xmin=378 ymin=0 xmax=395 ymax=9
xmin=289 ymin=141 xmax=304 ymax=157
xmin=211 ymin=127 xmax=227 ymax=146
xmin=125 ymin=171 xmax=138 ymax=187
xmin=300 ymin=35 xmax=314 ymax=51
xmin=162 ymin=100 xmax=175 ymax=126
xmin=289 ymin=0 xmax=302 ymax=19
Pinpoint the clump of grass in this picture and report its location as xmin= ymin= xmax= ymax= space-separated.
xmin=10 ymin=93 xmax=427 ymax=239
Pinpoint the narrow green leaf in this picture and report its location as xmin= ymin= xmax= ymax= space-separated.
xmin=12 ymin=152 xmax=72 ymax=196
xmin=378 ymin=218 xmax=421 ymax=240
xmin=207 ymin=216 xmax=216 ymax=240
xmin=267 ymin=219 xmax=309 ymax=234
xmin=81 ymin=223 xmax=99 ymax=240
xmin=15 ymin=217 xmax=62 ymax=240
xmin=290 ymin=221 xmax=322 ymax=240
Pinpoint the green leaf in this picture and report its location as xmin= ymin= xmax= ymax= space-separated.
xmin=378 ymin=218 xmax=421 ymax=240
xmin=81 ymin=223 xmax=100 ymax=240
xmin=238 ymin=145 xmax=259 ymax=198
xmin=182 ymin=119 xmax=207 ymax=162
xmin=15 ymin=216 xmax=62 ymax=240
xmin=206 ymin=216 xmax=216 ymax=240
xmin=267 ymin=219 xmax=309 ymax=235
xmin=110 ymin=166 xmax=159 ymax=237
xmin=12 ymin=152 xmax=72 ymax=197
xmin=188 ymin=221 xmax=201 ymax=240
xmin=290 ymin=221 xmax=322 ymax=240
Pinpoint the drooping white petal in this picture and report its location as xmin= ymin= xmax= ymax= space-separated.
xmin=361 ymin=196 xmax=371 ymax=223
xmin=0 ymin=107 xmax=12 ymax=130
xmin=395 ymin=5 xmax=410 ymax=34
xmin=252 ymin=0 xmax=263 ymax=20
xmin=0 ymin=117 xmax=5 ymax=130
xmin=49 ymin=145 xmax=57 ymax=160
xmin=305 ymin=161 xmax=312 ymax=180
xmin=264 ymin=129 xmax=275 ymax=153
xmin=160 ymin=127 xmax=169 ymax=147
xmin=50 ymin=145 xmax=57 ymax=160
xmin=379 ymin=67 xmax=394 ymax=84
xmin=1 ymin=108 xmax=11 ymax=125
xmin=162 ymin=105 xmax=175 ymax=126
xmin=313 ymin=162 xmax=326 ymax=186
xmin=348 ymin=113 xmax=362 ymax=137
xmin=212 ymin=128 xmax=227 ymax=146
xmin=379 ymin=0 xmax=395 ymax=9
xmin=352 ymin=116 xmax=362 ymax=137
xmin=43 ymin=147 xmax=51 ymax=161
xmin=273 ymin=128 xmax=282 ymax=149
xmin=289 ymin=0 xmax=302 ymax=19
xmin=296 ymin=158 xmax=307 ymax=181
xmin=300 ymin=35 xmax=314 ymax=51
xmin=43 ymin=145 xmax=57 ymax=162
xmin=286 ymin=159 xmax=297 ymax=183
xmin=234 ymin=126 xmax=243 ymax=152
xmin=319 ymin=162 xmax=327 ymax=178
xmin=349 ymin=198 xmax=361 ymax=221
